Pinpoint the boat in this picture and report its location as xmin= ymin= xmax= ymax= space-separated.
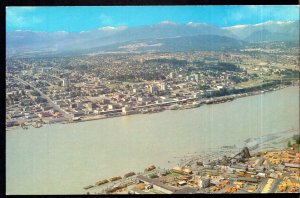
xmin=95 ymin=179 xmax=109 ymax=186
xmin=124 ymin=172 xmax=136 ymax=178
xmin=192 ymin=102 xmax=202 ymax=108
xmin=171 ymin=166 xmax=185 ymax=175
xmin=72 ymin=117 xmax=81 ymax=121
xmin=169 ymin=105 xmax=179 ymax=110
xmin=205 ymin=100 xmax=214 ymax=104
xmin=83 ymin=185 xmax=94 ymax=190
xmin=109 ymin=176 xmax=122 ymax=182
xmin=144 ymin=165 xmax=156 ymax=172
xmin=206 ymin=97 xmax=234 ymax=105
xmin=221 ymin=145 xmax=237 ymax=149
xmin=32 ymin=121 xmax=43 ymax=128
xmin=105 ymin=183 xmax=128 ymax=194
xmin=181 ymin=102 xmax=202 ymax=109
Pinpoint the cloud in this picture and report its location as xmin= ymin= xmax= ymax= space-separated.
xmin=159 ymin=20 xmax=178 ymax=25
xmin=223 ymin=5 xmax=299 ymax=27
xmin=7 ymin=9 xmax=25 ymax=28
xmin=98 ymin=26 xmax=127 ymax=31
xmin=99 ymin=14 xmax=112 ymax=25
xmin=6 ymin=7 xmax=43 ymax=29
xmin=186 ymin=22 xmax=208 ymax=27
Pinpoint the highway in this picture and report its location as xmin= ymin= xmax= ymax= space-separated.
xmin=16 ymin=77 xmax=72 ymax=120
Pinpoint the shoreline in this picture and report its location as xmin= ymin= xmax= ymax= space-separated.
xmin=6 ymin=84 xmax=297 ymax=131
xmin=83 ymin=128 xmax=299 ymax=194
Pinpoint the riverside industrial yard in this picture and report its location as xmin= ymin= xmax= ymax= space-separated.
xmin=83 ymin=129 xmax=300 ymax=194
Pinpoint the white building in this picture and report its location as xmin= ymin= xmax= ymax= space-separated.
xmin=198 ymin=176 xmax=210 ymax=188
xmin=62 ymin=78 xmax=70 ymax=87
xmin=160 ymin=82 xmax=167 ymax=91
xmin=121 ymin=106 xmax=137 ymax=115
xmin=170 ymin=72 xmax=176 ymax=79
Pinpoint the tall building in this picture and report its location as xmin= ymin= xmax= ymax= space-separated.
xmin=160 ymin=82 xmax=167 ymax=91
xmin=186 ymin=75 xmax=195 ymax=81
xmin=170 ymin=72 xmax=176 ymax=79
xmin=30 ymin=66 xmax=37 ymax=75
xmin=194 ymin=73 xmax=200 ymax=82
xmin=186 ymin=74 xmax=200 ymax=82
xmin=149 ymin=85 xmax=158 ymax=95
xmin=62 ymin=77 xmax=70 ymax=87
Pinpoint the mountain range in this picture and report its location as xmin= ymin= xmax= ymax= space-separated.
xmin=6 ymin=20 xmax=299 ymax=57
xmin=223 ymin=20 xmax=299 ymax=41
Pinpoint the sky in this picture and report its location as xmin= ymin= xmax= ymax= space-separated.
xmin=6 ymin=5 xmax=299 ymax=32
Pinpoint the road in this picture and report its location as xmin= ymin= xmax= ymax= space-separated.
xmin=255 ymin=178 xmax=267 ymax=193
xmin=16 ymin=77 xmax=72 ymax=120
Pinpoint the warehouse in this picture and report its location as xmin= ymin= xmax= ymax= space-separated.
xmin=136 ymin=175 xmax=177 ymax=194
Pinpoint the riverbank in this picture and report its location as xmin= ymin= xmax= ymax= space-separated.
xmin=6 ymin=84 xmax=296 ymax=132
xmin=83 ymin=128 xmax=299 ymax=194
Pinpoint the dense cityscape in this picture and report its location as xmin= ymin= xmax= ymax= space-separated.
xmin=6 ymin=42 xmax=299 ymax=130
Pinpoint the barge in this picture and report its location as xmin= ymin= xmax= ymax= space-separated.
xmin=95 ymin=179 xmax=109 ymax=186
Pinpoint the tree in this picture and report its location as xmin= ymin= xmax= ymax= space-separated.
xmin=292 ymin=135 xmax=300 ymax=144
xmin=230 ymin=76 xmax=243 ymax=83
xmin=125 ymin=84 xmax=131 ymax=89
xmin=199 ymin=84 xmax=210 ymax=90
xmin=288 ymin=141 xmax=292 ymax=147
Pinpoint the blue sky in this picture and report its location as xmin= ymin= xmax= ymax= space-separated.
xmin=6 ymin=6 xmax=299 ymax=32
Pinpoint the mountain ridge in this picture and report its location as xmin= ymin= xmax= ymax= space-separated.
xmin=6 ymin=20 xmax=299 ymax=56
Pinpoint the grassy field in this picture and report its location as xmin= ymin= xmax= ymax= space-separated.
xmin=237 ymin=79 xmax=264 ymax=88
xmin=238 ymin=74 xmax=281 ymax=88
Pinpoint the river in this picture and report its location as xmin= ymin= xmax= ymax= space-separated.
xmin=6 ymin=86 xmax=299 ymax=195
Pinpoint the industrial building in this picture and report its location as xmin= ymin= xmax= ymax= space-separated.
xmin=136 ymin=175 xmax=177 ymax=194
